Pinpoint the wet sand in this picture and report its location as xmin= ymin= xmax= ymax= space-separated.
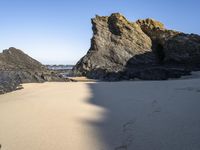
xmin=0 ymin=78 xmax=200 ymax=150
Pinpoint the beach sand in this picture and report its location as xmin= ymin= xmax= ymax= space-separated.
xmin=0 ymin=78 xmax=200 ymax=150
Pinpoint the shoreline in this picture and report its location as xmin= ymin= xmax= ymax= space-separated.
xmin=1 ymin=71 xmax=200 ymax=95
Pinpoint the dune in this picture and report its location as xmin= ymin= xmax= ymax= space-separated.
xmin=0 ymin=78 xmax=200 ymax=150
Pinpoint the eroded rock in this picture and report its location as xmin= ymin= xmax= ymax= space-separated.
xmin=73 ymin=13 xmax=200 ymax=80
xmin=0 ymin=47 xmax=68 ymax=94
xmin=73 ymin=13 xmax=154 ymax=79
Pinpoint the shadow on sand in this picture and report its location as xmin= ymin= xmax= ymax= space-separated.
xmin=84 ymin=80 xmax=200 ymax=150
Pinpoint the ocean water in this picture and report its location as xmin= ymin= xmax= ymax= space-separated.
xmin=46 ymin=65 xmax=74 ymax=70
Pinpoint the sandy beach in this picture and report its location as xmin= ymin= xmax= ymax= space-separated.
xmin=0 ymin=78 xmax=200 ymax=150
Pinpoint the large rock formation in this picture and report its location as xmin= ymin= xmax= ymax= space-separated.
xmin=136 ymin=19 xmax=200 ymax=65
xmin=73 ymin=13 xmax=200 ymax=80
xmin=73 ymin=13 xmax=154 ymax=78
xmin=0 ymin=47 xmax=68 ymax=94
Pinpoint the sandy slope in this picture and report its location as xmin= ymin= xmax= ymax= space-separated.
xmin=0 ymin=79 xmax=200 ymax=150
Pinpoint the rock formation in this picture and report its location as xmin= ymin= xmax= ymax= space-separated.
xmin=73 ymin=13 xmax=200 ymax=80
xmin=164 ymin=33 xmax=200 ymax=65
xmin=0 ymin=47 xmax=68 ymax=94
xmin=73 ymin=13 xmax=154 ymax=78
xmin=136 ymin=19 xmax=200 ymax=65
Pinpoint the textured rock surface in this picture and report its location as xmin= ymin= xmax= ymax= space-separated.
xmin=136 ymin=18 xmax=180 ymax=63
xmin=73 ymin=13 xmax=200 ymax=80
xmin=0 ymin=47 xmax=44 ymax=70
xmin=0 ymin=47 xmax=68 ymax=94
xmin=164 ymin=33 xmax=200 ymax=65
xmin=136 ymin=18 xmax=180 ymax=45
xmin=73 ymin=13 xmax=154 ymax=79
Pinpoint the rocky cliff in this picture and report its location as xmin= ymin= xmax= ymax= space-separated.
xmin=73 ymin=13 xmax=200 ymax=80
xmin=0 ymin=47 xmax=67 ymax=94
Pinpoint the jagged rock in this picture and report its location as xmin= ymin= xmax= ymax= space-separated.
xmin=0 ymin=47 xmax=68 ymax=94
xmin=0 ymin=47 xmax=45 ymax=71
xmin=73 ymin=13 xmax=200 ymax=80
xmin=124 ymin=67 xmax=191 ymax=80
xmin=73 ymin=13 xmax=154 ymax=79
xmin=136 ymin=18 xmax=180 ymax=62
xmin=164 ymin=33 xmax=200 ymax=65
xmin=136 ymin=18 xmax=179 ymax=44
xmin=136 ymin=19 xmax=200 ymax=66
xmin=0 ymin=71 xmax=22 ymax=94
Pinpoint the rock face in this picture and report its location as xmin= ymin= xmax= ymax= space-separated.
xmin=73 ymin=13 xmax=200 ymax=80
xmin=0 ymin=47 xmax=67 ymax=94
xmin=73 ymin=13 xmax=154 ymax=78
xmin=164 ymin=33 xmax=200 ymax=65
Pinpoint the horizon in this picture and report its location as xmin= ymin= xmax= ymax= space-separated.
xmin=0 ymin=0 xmax=200 ymax=65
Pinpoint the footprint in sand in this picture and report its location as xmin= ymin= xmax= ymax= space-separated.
xmin=115 ymin=119 xmax=136 ymax=150
xmin=151 ymin=100 xmax=162 ymax=113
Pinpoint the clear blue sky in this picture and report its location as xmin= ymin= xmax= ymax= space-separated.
xmin=0 ymin=0 xmax=199 ymax=64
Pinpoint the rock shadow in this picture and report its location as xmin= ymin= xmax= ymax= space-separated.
xmin=85 ymin=51 xmax=191 ymax=81
xmin=84 ymin=81 xmax=200 ymax=150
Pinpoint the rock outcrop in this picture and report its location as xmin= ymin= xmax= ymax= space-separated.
xmin=73 ymin=13 xmax=154 ymax=78
xmin=0 ymin=47 xmax=68 ymax=94
xmin=164 ymin=33 xmax=200 ymax=65
xmin=73 ymin=13 xmax=200 ymax=80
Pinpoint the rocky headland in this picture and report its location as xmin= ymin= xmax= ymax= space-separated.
xmin=73 ymin=13 xmax=200 ymax=80
xmin=0 ymin=47 xmax=68 ymax=94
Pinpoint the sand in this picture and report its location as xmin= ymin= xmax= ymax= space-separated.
xmin=0 ymin=78 xmax=200 ymax=150
xmin=68 ymin=76 xmax=97 ymax=82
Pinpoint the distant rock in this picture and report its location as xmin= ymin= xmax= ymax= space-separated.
xmin=73 ymin=13 xmax=200 ymax=80
xmin=0 ymin=47 xmax=68 ymax=94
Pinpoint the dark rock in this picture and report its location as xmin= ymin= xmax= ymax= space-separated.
xmin=73 ymin=13 xmax=200 ymax=80
xmin=136 ymin=18 xmax=180 ymax=63
xmin=136 ymin=18 xmax=180 ymax=45
xmin=0 ymin=47 xmax=44 ymax=71
xmin=164 ymin=33 xmax=200 ymax=65
xmin=0 ymin=71 xmax=21 ymax=94
xmin=124 ymin=67 xmax=191 ymax=80
xmin=73 ymin=13 xmax=153 ymax=78
xmin=0 ymin=47 xmax=68 ymax=94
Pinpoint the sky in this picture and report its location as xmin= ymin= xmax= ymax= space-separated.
xmin=0 ymin=0 xmax=200 ymax=65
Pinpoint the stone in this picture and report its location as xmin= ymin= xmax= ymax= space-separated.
xmin=73 ymin=13 xmax=154 ymax=79
xmin=73 ymin=13 xmax=200 ymax=80
xmin=0 ymin=47 xmax=68 ymax=94
xmin=164 ymin=33 xmax=200 ymax=65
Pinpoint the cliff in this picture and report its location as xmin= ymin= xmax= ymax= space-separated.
xmin=73 ymin=13 xmax=200 ymax=80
